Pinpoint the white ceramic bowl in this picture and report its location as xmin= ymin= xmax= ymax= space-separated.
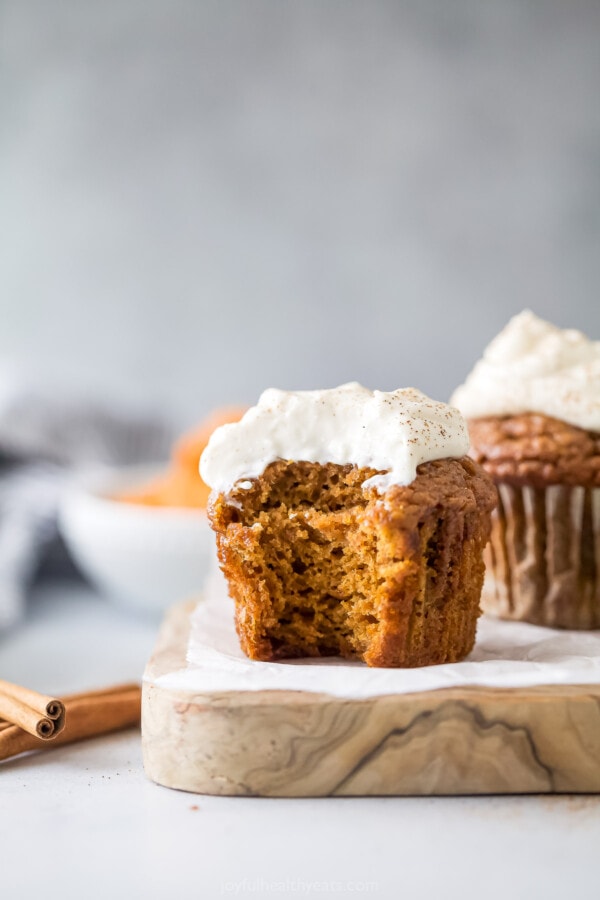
xmin=59 ymin=466 xmax=215 ymax=616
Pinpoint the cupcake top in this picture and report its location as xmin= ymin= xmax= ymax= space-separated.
xmin=200 ymin=382 xmax=469 ymax=494
xmin=451 ymin=311 xmax=600 ymax=432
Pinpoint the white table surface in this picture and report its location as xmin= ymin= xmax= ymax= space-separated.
xmin=2 ymin=579 xmax=600 ymax=900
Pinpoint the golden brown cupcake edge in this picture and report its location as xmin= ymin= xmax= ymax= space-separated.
xmin=468 ymin=413 xmax=600 ymax=488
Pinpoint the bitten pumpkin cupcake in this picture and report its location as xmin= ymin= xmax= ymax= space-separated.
xmin=452 ymin=311 xmax=600 ymax=629
xmin=200 ymin=383 xmax=496 ymax=667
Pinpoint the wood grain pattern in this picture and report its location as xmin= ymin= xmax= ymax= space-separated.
xmin=142 ymin=601 xmax=600 ymax=796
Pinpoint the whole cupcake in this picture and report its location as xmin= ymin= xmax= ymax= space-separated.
xmin=452 ymin=311 xmax=600 ymax=629
xmin=200 ymin=383 xmax=496 ymax=667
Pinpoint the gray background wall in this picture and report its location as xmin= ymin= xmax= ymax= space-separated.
xmin=2 ymin=1 xmax=599 ymax=427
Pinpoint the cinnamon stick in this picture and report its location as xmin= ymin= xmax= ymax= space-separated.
xmin=0 ymin=680 xmax=65 ymax=740
xmin=0 ymin=683 xmax=141 ymax=763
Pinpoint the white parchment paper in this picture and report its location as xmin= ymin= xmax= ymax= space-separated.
xmin=155 ymin=572 xmax=600 ymax=697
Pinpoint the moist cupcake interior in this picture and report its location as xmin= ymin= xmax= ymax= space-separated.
xmin=223 ymin=461 xmax=385 ymax=658
xmin=220 ymin=461 xmax=456 ymax=658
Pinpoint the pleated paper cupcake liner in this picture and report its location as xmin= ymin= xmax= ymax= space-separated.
xmin=482 ymin=483 xmax=600 ymax=629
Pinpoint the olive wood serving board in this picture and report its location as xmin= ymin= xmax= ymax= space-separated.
xmin=141 ymin=601 xmax=600 ymax=796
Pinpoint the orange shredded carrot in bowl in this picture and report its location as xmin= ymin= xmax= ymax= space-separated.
xmin=116 ymin=406 xmax=246 ymax=509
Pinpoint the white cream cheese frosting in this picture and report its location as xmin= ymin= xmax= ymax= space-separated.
xmin=451 ymin=311 xmax=600 ymax=432
xmin=199 ymin=382 xmax=470 ymax=495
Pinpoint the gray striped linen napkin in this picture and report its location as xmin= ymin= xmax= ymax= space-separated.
xmin=0 ymin=380 xmax=172 ymax=630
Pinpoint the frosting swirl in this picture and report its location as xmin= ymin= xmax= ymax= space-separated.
xmin=451 ymin=311 xmax=600 ymax=432
xmin=200 ymin=382 xmax=469 ymax=494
